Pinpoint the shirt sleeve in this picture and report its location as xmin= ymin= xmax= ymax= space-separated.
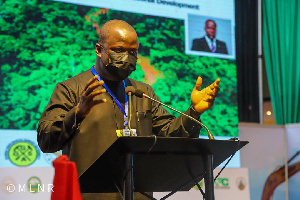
xmin=37 ymin=82 xmax=82 ymax=153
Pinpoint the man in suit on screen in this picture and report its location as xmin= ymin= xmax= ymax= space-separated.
xmin=191 ymin=19 xmax=228 ymax=54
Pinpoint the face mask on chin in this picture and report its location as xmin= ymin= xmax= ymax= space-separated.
xmin=101 ymin=51 xmax=137 ymax=81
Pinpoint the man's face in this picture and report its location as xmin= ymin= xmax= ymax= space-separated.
xmin=100 ymin=28 xmax=139 ymax=65
xmin=205 ymin=21 xmax=216 ymax=40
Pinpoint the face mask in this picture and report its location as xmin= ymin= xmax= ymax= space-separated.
xmin=101 ymin=47 xmax=137 ymax=80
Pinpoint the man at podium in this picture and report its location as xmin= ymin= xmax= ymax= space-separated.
xmin=37 ymin=19 xmax=220 ymax=200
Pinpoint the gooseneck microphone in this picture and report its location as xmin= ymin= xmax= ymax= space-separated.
xmin=134 ymin=89 xmax=215 ymax=140
xmin=125 ymin=86 xmax=135 ymax=136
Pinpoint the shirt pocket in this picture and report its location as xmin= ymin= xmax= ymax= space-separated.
xmin=135 ymin=98 xmax=152 ymax=136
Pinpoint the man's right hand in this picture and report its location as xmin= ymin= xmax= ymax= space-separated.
xmin=75 ymin=75 xmax=107 ymax=119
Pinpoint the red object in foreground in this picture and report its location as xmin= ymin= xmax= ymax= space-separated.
xmin=51 ymin=155 xmax=82 ymax=200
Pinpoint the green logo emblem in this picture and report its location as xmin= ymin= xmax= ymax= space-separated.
xmin=5 ymin=139 xmax=40 ymax=166
xmin=193 ymin=177 xmax=230 ymax=190
xmin=214 ymin=177 xmax=230 ymax=188
xmin=27 ymin=176 xmax=42 ymax=193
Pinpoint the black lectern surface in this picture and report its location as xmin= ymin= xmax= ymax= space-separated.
xmin=79 ymin=137 xmax=248 ymax=193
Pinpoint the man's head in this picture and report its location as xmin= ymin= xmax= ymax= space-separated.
xmin=204 ymin=20 xmax=217 ymax=40
xmin=95 ymin=20 xmax=139 ymax=81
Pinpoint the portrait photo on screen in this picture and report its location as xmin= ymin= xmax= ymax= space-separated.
xmin=185 ymin=14 xmax=235 ymax=59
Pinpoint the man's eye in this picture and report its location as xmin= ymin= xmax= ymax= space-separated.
xmin=130 ymin=51 xmax=138 ymax=56
xmin=114 ymin=49 xmax=122 ymax=53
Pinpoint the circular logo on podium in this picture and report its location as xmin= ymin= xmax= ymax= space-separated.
xmin=27 ymin=176 xmax=42 ymax=193
xmin=236 ymin=177 xmax=247 ymax=190
xmin=5 ymin=139 xmax=40 ymax=166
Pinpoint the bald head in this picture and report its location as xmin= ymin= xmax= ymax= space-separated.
xmin=205 ymin=19 xmax=216 ymax=27
xmin=98 ymin=20 xmax=138 ymax=45
xmin=94 ymin=19 xmax=139 ymax=81
xmin=205 ymin=19 xmax=217 ymax=40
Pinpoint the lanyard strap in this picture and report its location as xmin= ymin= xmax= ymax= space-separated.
xmin=91 ymin=67 xmax=128 ymax=119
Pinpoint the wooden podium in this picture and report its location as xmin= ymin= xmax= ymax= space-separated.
xmin=79 ymin=137 xmax=248 ymax=200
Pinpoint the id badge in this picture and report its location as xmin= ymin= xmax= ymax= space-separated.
xmin=116 ymin=129 xmax=137 ymax=137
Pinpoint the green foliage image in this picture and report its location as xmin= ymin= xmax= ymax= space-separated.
xmin=0 ymin=0 xmax=238 ymax=136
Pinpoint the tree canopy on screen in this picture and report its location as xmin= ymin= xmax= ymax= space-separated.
xmin=0 ymin=0 xmax=237 ymax=136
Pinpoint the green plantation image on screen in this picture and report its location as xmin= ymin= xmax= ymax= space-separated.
xmin=0 ymin=0 xmax=237 ymax=137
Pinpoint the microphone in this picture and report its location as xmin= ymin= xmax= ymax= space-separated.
xmin=134 ymin=89 xmax=215 ymax=140
xmin=125 ymin=86 xmax=135 ymax=95
xmin=125 ymin=86 xmax=135 ymax=136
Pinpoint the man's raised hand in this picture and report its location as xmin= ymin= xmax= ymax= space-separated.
xmin=191 ymin=77 xmax=220 ymax=114
xmin=75 ymin=75 xmax=107 ymax=118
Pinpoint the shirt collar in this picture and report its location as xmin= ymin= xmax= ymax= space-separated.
xmin=205 ymin=35 xmax=216 ymax=48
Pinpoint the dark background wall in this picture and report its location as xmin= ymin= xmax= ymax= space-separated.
xmin=236 ymin=0 xmax=260 ymax=122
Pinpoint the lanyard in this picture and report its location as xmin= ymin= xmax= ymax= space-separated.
xmin=91 ymin=67 xmax=128 ymax=124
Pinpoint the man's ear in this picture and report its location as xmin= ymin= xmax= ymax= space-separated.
xmin=95 ymin=43 xmax=102 ymax=57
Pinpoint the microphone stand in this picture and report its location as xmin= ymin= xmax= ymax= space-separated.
xmin=128 ymin=91 xmax=134 ymax=136
xmin=141 ymin=93 xmax=215 ymax=140
xmin=126 ymin=86 xmax=136 ymax=137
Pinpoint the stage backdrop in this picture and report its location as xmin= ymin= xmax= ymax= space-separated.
xmin=0 ymin=0 xmax=238 ymax=184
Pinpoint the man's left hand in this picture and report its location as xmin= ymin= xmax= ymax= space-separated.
xmin=191 ymin=77 xmax=220 ymax=114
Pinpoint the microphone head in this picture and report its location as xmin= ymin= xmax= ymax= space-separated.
xmin=125 ymin=86 xmax=135 ymax=94
xmin=135 ymin=89 xmax=144 ymax=98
